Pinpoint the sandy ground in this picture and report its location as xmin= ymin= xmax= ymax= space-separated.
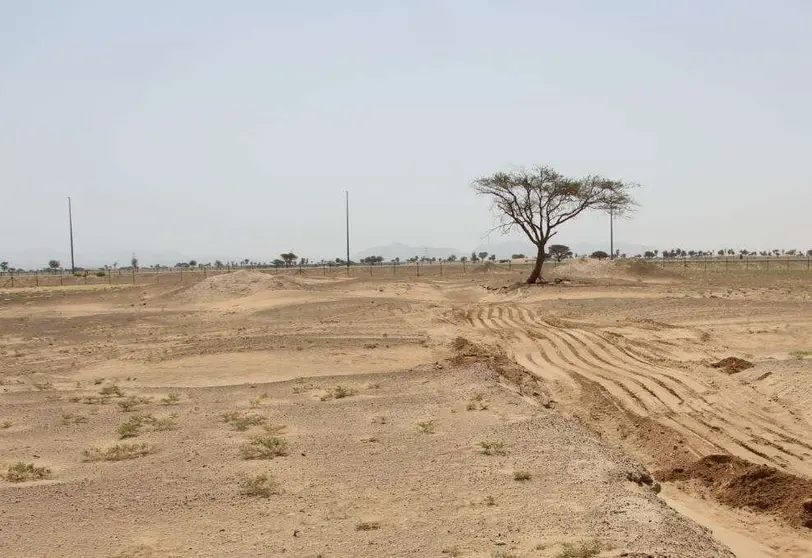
xmin=1 ymin=263 xmax=810 ymax=557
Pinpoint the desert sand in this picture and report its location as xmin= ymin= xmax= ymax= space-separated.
xmin=1 ymin=262 xmax=810 ymax=557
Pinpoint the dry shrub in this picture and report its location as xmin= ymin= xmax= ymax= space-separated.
xmin=82 ymin=443 xmax=155 ymax=462
xmin=4 ymin=462 xmax=51 ymax=482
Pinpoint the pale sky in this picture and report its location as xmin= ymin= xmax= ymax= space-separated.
xmin=2 ymin=1 xmax=811 ymax=266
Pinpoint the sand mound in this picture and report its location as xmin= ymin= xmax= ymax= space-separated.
xmin=711 ymin=356 xmax=754 ymax=374
xmin=177 ymin=270 xmax=308 ymax=303
xmin=657 ymin=454 xmax=812 ymax=529
xmin=547 ymin=258 xmax=679 ymax=283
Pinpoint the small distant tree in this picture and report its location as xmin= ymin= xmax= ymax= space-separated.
xmin=460 ymin=256 xmax=468 ymax=263
xmin=590 ymin=250 xmax=609 ymax=260
xmin=472 ymin=166 xmax=637 ymax=283
xmin=0 ymin=261 xmax=8 ymax=272
xmin=547 ymin=244 xmax=572 ymax=262
xmin=807 ymin=249 xmax=812 ymax=257
xmin=280 ymin=253 xmax=297 ymax=267
xmin=447 ymin=255 xmax=457 ymax=262
xmin=131 ymin=256 xmax=138 ymax=269
xmin=787 ymin=249 xmax=797 ymax=256
xmin=214 ymin=260 xmax=223 ymax=268
xmin=511 ymin=253 xmax=526 ymax=259
xmin=272 ymin=259 xmax=285 ymax=268
xmin=470 ymin=251 xmax=478 ymax=263
xmin=394 ymin=257 xmax=401 ymax=264
xmin=187 ymin=259 xmax=196 ymax=267
xmin=478 ymin=252 xmax=489 ymax=261
xmin=48 ymin=260 xmax=61 ymax=272
xmin=488 ymin=254 xmax=496 ymax=261
xmin=643 ymin=251 xmax=655 ymax=259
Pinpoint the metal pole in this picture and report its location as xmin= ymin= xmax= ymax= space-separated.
xmin=67 ymin=197 xmax=75 ymax=274
xmin=345 ymin=190 xmax=350 ymax=271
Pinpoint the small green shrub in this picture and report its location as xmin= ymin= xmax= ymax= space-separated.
xmin=118 ymin=414 xmax=176 ymax=439
xmin=61 ymin=413 xmax=88 ymax=425
xmin=117 ymin=396 xmax=153 ymax=412
xmin=479 ymin=441 xmax=507 ymax=456
xmin=239 ymin=473 xmax=279 ymax=498
xmin=221 ymin=412 xmax=267 ymax=431
xmin=160 ymin=393 xmax=181 ymax=405
xmin=321 ymin=385 xmax=357 ymax=401
xmin=96 ymin=271 xmax=106 ymax=277
xmin=4 ymin=462 xmax=51 ymax=482
xmin=240 ymin=436 xmax=288 ymax=460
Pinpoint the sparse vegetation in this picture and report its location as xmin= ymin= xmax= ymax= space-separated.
xmin=415 ymin=420 xmax=437 ymax=434
xmin=240 ymin=435 xmax=288 ymax=460
xmin=554 ymin=540 xmax=603 ymax=558
xmin=355 ymin=521 xmax=381 ymax=531
xmin=160 ymin=393 xmax=181 ymax=405
xmin=484 ymin=495 xmax=496 ymax=506
xmin=117 ymin=396 xmax=153 ymax=412
xmin=321 ymin=385 xmax=357 ymax=401
xmin=790 ymin=349 xmax=811 ymax=360
xmin=99 ymin=384 xmax=125 ymax=397
xmin=82 ymin=443 xmax=156 ymax=462
xmin=442 ymin=547 xmax=462 ymax=557
xmin=513 ymin=470 xmax=532 ymax=482
xmin=221 ymin=412 xmax=268 ymax=431
xmin=117 ymin=414 xmax=176 ymax=439
xmin=1 ymin=420 xmax=12 ymax=429
xmin=239 ymin=473 xmax=279 ymax=498
xmin=371 ymin=416 xmax=388 ymax=425
xmin=466 ymin=394 xmax=489 ymax=411
xmin=61 ymin=413 xmax=88 ymax=425
xmin=4 ymin=462 xmax=52 ymax=482
xmin=491 ymin=551 xmax=517 ymax=558
xmin=479 ymin=441 xmax=507 ymax=456
xmin=33 ymin=381 xmax=54 ymax=391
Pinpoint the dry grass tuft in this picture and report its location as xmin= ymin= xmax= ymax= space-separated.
xmin=240 ymin=435 xmax=288 ymax=460
xmin=466 ymin=393 xmax=489 ymax=411
xmin=239 ymin=473 xmax=279 ymax=498
xmin=371 ymin=416 xmax=388 ymax=425
xmin=321 ymin=385 xmax=357 ymax=401
xmin=4 ymin=462 xmax=52 ymax=482
xmin=82 ymin=443 xmax=156 ymax=462
xmin=1 ymin=420 xmax=12 ymax=429
xmin=554 ymin=540 xmax=603 ymax=558
xmin=479 ymin=441 xmax=507 ymax=456
xmin=117 ymin=396 xmax=153 ymax=412
xmin=61 ymin=413 xmax=89 ymax=425
xmin=442 ymin=547 xmax=462 ymax=557
xmin=355 ymin=521 xmax=381 ymax=531
xmin=99 ymin=385 xmax=124 ymax=397
xmin=34 ymin=381 xmax=54 ymax=391
xmin=415 ymin=419 xmax=437 ymax=434
xmin=513 ymin=470 xmax=532 ymax=482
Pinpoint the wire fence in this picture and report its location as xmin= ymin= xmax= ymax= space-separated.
xmin=0 ymin=257 xmax=809 ymax=289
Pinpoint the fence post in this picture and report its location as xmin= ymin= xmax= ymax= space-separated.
xmin=725 ymin=258 xmax=728 ymax=271
xmin=10 ymin=272 xmax=13 ymax=288
xmin=416 ymin=261 xmax=420 ymax=277
xmin=440 ymin=261 xmax=443 ymax=276
xmin=132 ymin=267 xmax=136 ymax=284
xmin=462 ymin=261 xmax=466 ymax=273
xmin=35 ymin=272 xmax=39 ymax=287
xmin=180 ymin=268 xmax=183 ymax=283
xmin=60 ymin=271 xmax=63 ymax=286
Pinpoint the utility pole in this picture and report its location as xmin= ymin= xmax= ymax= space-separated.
xmin=67 ymin=197 xmax=75 ymax=273
xmin=345 ymin=190 xmax=350 ymax=269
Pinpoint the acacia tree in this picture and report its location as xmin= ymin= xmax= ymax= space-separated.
xmin=280 ymin=253 xmax=297 ymax=267
xmin=472 ymin=166 xmax=637 ymax=283
xmin=548 ymin=244 xmax=572 ymax=262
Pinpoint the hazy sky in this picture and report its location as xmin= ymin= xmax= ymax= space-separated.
xmin=2 ymin=1 xmax=811 ymax=265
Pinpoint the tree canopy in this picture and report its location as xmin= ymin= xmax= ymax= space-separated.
xmin=472 ymin=166 xmax=637 ymax=283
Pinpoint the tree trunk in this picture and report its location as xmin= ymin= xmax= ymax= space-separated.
xmin=526 ymin=245 xmax=546 ymax=284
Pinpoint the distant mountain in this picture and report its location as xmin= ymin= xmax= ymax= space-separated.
xmin=353 ymin=243 xmax=464 ymax=261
